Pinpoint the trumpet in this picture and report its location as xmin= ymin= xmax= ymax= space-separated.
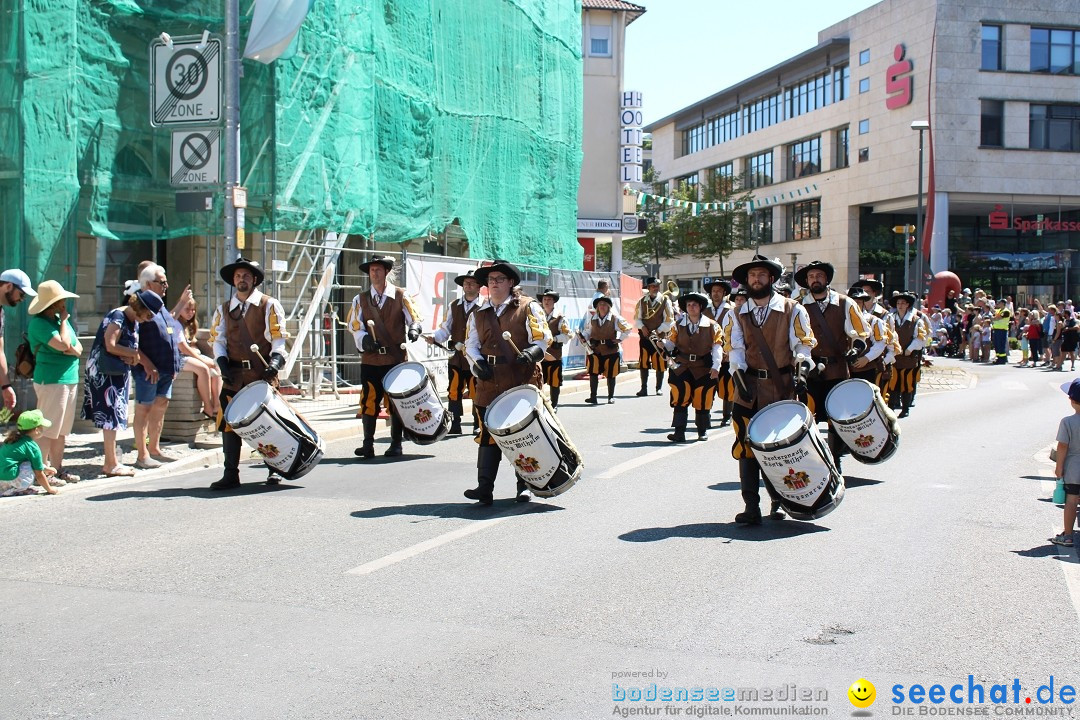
xmin=663 ymin=280 xmax=680 ymax=300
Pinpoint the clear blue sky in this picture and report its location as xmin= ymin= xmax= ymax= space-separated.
xmin=624 ymin=0 xmax=880 ymax=125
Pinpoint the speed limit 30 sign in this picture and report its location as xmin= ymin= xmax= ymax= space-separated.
xmin=150 ymin=37 xmax=221 ymax=126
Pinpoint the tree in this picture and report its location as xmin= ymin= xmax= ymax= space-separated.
xmin=622 ymin=168 xmax=688 ymax=272
xmin=683 ymin=173 xmax=754 ymax=279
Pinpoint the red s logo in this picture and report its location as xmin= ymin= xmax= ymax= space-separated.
xmin=988 ymin=205 xmax=1009 ymax=230
xmin=885 ymin=44 xmax=914 ymax=110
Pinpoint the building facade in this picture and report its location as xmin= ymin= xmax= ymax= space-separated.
xmin=645 ymin=0 xmax=1080 ymax=303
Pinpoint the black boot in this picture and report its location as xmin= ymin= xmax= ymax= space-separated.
xmin=472 ymin=406 xmax=482 ymax=436
xmin=448 ymin=400 xmax=463 ymax=435
xmin=636 ymin=369 xmax=649 ymax=397
xmin=210 ymin=432 xmax=242 ymax=490
xmin=464 ymin=445 xmax=501 ymax=505
xmin=549 ymin=386 xmax=560 ymax=410
xmin=354 ymin=416 xmax=377 ymax=458
xmin=584 ymin=375 xmax=599 ymax=404
xmin=655 ymin=374 xmax=664 ymax=395
xmin=735 ymin=458 xmax=763 ymax=524
xmin=607 ymin=377 xmax=617 ymax=404
xmin=898 ymin=392 xmax=912 ymax=418
xmin=515 ymin=478 xmax=532 ymax=503
xmin=827 ymin=429 xmax=845 ymax=473
xmin=385 ymin=417 xmax=404 ymax=456
xmin=695 ymin=410 xmax=710 ymax=440
xmin=720 ymin=400 xmax=732 ymax=427
xmin=668 ymin=406 xmax=688 ymax=443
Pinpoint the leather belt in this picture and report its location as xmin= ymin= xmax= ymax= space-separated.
xmin=227 ymin=359 xmax=253 ymax=369
xmin=747 ymin=366 xmax=792 ymax=379
xmin=485 ymin=355 xmax=510 ymax=365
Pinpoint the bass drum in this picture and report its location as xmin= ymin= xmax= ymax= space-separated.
xmin=747 ymin=400 xmax=844 ymax=520
xmin=382 ymin=362 xmax=450 ymax=445
xmin=484 ymin=385 xmax=583 ymax=498
xmin=825 ymin=378 xmax=900 ymax=464
xmin=225 ymin=381 xmax=324 ymax=480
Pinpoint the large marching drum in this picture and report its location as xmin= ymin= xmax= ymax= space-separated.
xmin=224 ymin=381 xmax=325 ymax=480
xmin=825 ymin=378 xmax=900 ymax=464
xmin=747 ymin=400 xmax=845 ymax=520
xmin=484 ymin=385 xmax=583 ymax=498
xmin=382 ymin=362 xmax=451 ymax=445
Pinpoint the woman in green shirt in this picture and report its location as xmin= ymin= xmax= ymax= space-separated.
xmin=26 ymin=280 xmax=83 ymax=484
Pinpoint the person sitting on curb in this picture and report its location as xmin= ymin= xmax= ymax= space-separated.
xmin=0 ymin=411 xmax=60 ymax=496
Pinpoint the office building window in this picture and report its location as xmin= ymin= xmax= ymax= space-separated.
xmin=859 ymin=49 xmax=870 ymax=65
xmin=677 ymin=173 xmax=698 ymax=193
xmin=788 ymin=199 xmax=821 ymax=241
xmin=982 ymin=25 xmax=1002 ymax=71
xmin=711 ymin=163 xmax=734 ymax=194
xmin=834 ymin=64 xmax=850 ymax=101
xmin=859 ymin=77 xmax=870 ymax=93
xmin=744 ymin=151 xmax=773 ymax=189
xmin=787 ymin=136 xmax=821 ymax=179
xmin=835 ymin=127 xmax=850 ymax=169
xmin=589 ymin=23 xmax=611 ymax=57
xmin=1030 ymin=104 xmax=1080 ymax=151
xmin=681 ymin=122 xmax=707 ymax=156
xmin=743 ymin=92 xmax=783 ymax=133
xmin=981 ymin=100 xmax=1004 ymax=147
xmin=858 ymin=147 xmax=870 ymax=162
xmin=1031 ymin=28 xmax=1080 ymax=75
xmin=858 ymin=118 xmax=870 ymax=135
xmin=750 ymin=208 xmax=773 ymax=245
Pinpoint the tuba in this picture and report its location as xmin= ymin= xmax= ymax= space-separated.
xmin=663 ymin=280 xmax=680 ymax=301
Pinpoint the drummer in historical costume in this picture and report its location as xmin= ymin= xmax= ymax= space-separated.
xmin=663 ymin=292 xmax=723 ymax=443
xmin=347 ymin=256 xmax=423 ymax=458
xmin=426 ymin=269 xmax=483 ymax=435
xmin=208 ymin=257 xmax=288 ymax=490
xmin=846 ymin=286 xmax=889 ymax=388
xmin=581 ymin=295 xmax=632 ymax=405
xmin=887 ymin=291 xmax=927 ymax=418
xmin=540 ymin=289 xmax=571 ymax=410
xmin=794 ymin=261 xmax=870 ymax=471
xmin=462 ymin=260 xmax=551 ymax=505
xmin=704 ymin=279 xmax=735 ymax=427
xmin=727 ymin=255 xmax=816 ymax=524
xmin=633 ymin=277 xmax=674 ymax=397
xmin=853 ymin=278 xmax=896 ymax=400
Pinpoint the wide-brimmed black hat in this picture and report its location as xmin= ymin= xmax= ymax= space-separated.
xmin=473 ymin=260 xmax=521 ymax=288
xmin=847 ymin=286 xmax=871 ymax=301
xmin=855 ymin=277 xmax=883 ymax=294
xmin=645 ymin=276 xmax=660 ymax=287
xmin=359 ymin=256 xmax=395 ymax=274
xmin=454 ymin=269 xmax=480 ymax=287
xmin=732 ymin=286 xmax=749 ymax=298
xmin=890 ymin=290 xmax=917 ymax=307
xmin=793 ymin=260 xmax=834 ymax=289
xmin=593 ymin=295 xmax=614 ymax=309
xmin=541 ymin=288 xmax=560 ymax=302
xmin=732 ymin=255 xmax=784 ymax=286
xmin=678 ymin=291 xmax=709 ymax=312
xmin=220 ymin=256 xmax=265 ymax=287
xmin=704 ymin=279 xmax=732 ymax=294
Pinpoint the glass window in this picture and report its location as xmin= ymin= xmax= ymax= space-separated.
xmin=750 ymin=208 xmax=773 ymax=245
xmin=681 ymin=122 xmax=707 ymax=156
xmin=835 ymin=127 xmax=850 ymax=169
xmin=859 ymin=77 xmax=870 ymax=93
xmin=744 ymin=151 xmax=773 ymax=189
xmin=1031 ymin=27 xmax=1080 ymax=75
xmin=982 ymin=25 xmax=1002 ymax=71
xmin=859 ymin=49 xmax=870 ymax=65
xmin=1031 ymin=28 xmax=1050 ymax=72
xmin=787 ymin=136 xmax=821 ymax=179
xmin=711 ymin=163 xmax=734 ymax=194
xmin=858 ymin=147 xmax=870 ymax=162
xmin=743 ymin=92 xmax=783 ymax=134
xmin=859 ymin=119 xmax=870 ymax=135
xmin=677 ymin=173 xmax=699 ymax=191
xmin=788 ymin=199 xmax=821 ymax=241
xmin=981 ymin=100 xmax=1004 ymax=147
xmin=589 ymin=23 xmax=611 ymax=57
xmin=1029 ymin=104 xmax=1080 ymax=151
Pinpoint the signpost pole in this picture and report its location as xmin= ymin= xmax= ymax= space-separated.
xmin=223 ymin=0 xmax=240 ymax=257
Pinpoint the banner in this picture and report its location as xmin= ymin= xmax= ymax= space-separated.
xmin=619 ymin=274 xmax=643 ymax=362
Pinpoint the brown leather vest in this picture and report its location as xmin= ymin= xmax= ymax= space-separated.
xmin=360 ymin=288 xmax=406 ymax=366
xmin=806 ymin=297 xmax=851 ymax=382
xmin=590 ymin=315 xmax=619 ymax=357
xmin=674 ymin=317 xmax=716 ymax=381
xmin=894 ymin=316 xmax=919 ymax=370
xmin=474 ymin=296 xmax=541 ymax=407
xmin=546 ymin=314 xmax=565 ymax=361
xmin=223 ymin=296 xmax=272 ymax=389
xmin=638 ymin=296 xmax=666 ymax=333
xmin=736 ymin=298 xmax=798 ymax=409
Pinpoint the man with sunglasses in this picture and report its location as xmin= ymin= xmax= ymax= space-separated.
xmin=0 ymin=269 xmax=37 ymax=410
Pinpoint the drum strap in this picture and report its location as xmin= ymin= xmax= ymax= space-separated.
xmin=363 ymin=291 xmax=405 ymax=363
xmin=807 ymin=300 xmax=843 ymax=355
xmin=746 ymin=321 xmax=789 ymax=399
xmin=483 ymin=305 xmax=517 ymax=363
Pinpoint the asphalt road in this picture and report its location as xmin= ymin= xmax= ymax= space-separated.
xmin=1 ymin=359 xmax=1077 ymax=719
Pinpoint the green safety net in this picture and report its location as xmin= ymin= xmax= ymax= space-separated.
xmin=4 ymin=0 xmax=584 ymax=286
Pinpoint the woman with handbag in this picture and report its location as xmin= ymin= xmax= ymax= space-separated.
xmin=81 ymin=290 xmax=163 ymax=477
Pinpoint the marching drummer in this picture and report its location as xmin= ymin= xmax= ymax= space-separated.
xmin=540 ymin=289 xmax=571 ymax=410
xmin=704 ymin=279 xmax=735 ymax=427
xmin=462 ymin=260 xmax=551 ymax=505
xmin=663 ymin=291 xmax=723 ymax=443
xmin=208 ymin=256 xmax=288 ymax=490
xmin=846 ymin=286 xmax=889 ymax=388
xmin=887 ymin=290 xmax=927 ymax=418
xmin=581 ymin=295 xmax=632 ymax=405
xmin=633 ymin=277 xmax=674 ymax=398
xmin=794 ymin=261 xmax=870 ymax=472
xmin=853 ymin=278 xmax=897 ymax=401
xmin=346 ymin=256 xmax=423 ymax=458
xmin=726 ymin=255 xmax=816 ymax=525
xmin=426 ymin=269 xmax=484 ymax=435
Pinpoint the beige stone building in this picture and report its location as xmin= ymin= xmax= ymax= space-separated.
xmin=645 ymin=0 xmax=1080 ymax=303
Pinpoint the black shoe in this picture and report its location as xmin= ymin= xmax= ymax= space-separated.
xmin=463 ymin=487 xmax=494 ymax=505
xmin=735 ymin=508 xmax=763 ymax=525
xmin=354 ymin=445 xmax=375 ymax=458
xmin=698 ymin=430 xmax=708 ymax=440
xmin=384 ymin=444 xmax=403 ymax=457
xmin=636 ymin=388 xmax=649 ymax=397
xmin=720 ymin=416 xmax=731 ymax=427
xmin=667 ymin=431 xmax=686 ymax=443
xmin=898 ymin=409 xmax=910 ymax=418
xmin=515 ymin=481 xmax=532 ymax=503
xmin=448 ymin=422 xmax=463 ymax=436
xmin=655 ymin=386 xmax=663 ymax=396
xmin=209 ymin=477 xmax=241 ymax=491
xmin=584 ymin=397 xmax=598 ymax=405
xmin=769 ymin=502 xmax=786 ymax=519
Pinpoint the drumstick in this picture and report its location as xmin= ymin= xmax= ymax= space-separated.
xmin=423 ymin=335 xmax=451 ymax=352
xmin=366 ymin=319 xmax=377 ymax=345
xmin=501 ymin=330 xmax=522 ymax=355
xmin=455 ymin=342 xmax=482 ymax=373
xmin=249 ymin=343 xmax=269 ymax=368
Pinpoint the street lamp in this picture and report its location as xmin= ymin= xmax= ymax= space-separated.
xmin=911 ymin=120 xmax=929 ymax=295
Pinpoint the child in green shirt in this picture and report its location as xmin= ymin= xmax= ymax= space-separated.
xmin=0 ymin=410 xmax=59 ymax=496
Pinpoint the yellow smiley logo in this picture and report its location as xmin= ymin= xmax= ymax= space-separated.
xmin=848 ymin=678 xmax=876 ymax=709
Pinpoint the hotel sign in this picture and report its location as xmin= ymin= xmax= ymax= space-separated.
xmin=620 ymin=91 xmax=643 ymax=184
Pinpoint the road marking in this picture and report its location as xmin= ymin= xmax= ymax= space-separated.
xmin=1001 ymin=380 xmax=1027 ymax=392
xmin=346 ymin=508 xmax=533 ymax=576
xmin=596 ymin=429 xmax=734 ymax=480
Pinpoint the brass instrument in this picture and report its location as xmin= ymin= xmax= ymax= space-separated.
xmin=651 ymin=331 xmax=680 ymax=370
xmin=664 ymin=280 xmax=680 ymax=300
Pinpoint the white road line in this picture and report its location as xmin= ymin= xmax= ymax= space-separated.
xmin=346 ymin=509 xmax=527 ymax=576
xmin=596 ymin=429 xmax=734 ymax=480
